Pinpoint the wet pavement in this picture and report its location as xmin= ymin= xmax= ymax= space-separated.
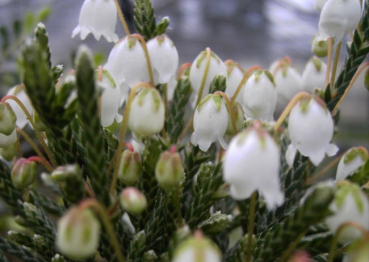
xmin=0 ymin=0 xmax=368 ymax=148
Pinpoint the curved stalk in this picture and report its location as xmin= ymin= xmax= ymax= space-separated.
xmin=1 ymin=95 xmax=57 ymax=167
xmin=246 ymin=192 xmax=257 ymax=262
xmin=306 ymin=152 xmax=344 ymax=185
xmin=178 ymin=117 xmax=193 ymax=142
xmin=195 ymin=48 xmax=212 ymax=107
xmin=214 ymin=91 xmax=237 ymax=135
xmin=27 ymin=156 xmax=53 ymax=173
xmin=230 ymin=65 xmax=262 ymax=104
xmin=113 ymin=0 xmax=131 ymax=36
xmin=177 ymin=63 xmax=191 ymax=80
xmin=330 ymin=41 xmax=342 ymax=91
xmin=132 ymin=34 xmax=155 ymax=87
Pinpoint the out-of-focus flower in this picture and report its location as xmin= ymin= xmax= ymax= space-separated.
xmin=72 ymin=0 xmax=118 ymax=42
xmin=155 ymin=148 xmax=185 ymax=189
xmin=315 ymin=0 xmax=328 ymax=11
xmin=225 ymin=102 xmax=244 ymax=135
xmin=273 ymin=64 xmax=302 ymax=104
xmin=11 ymin=158 xmax=37 ymax=190
xmin=0 ymin=129 xmax=17 ymax=148
xmin=223 ymin=122 xmax=284 ymax=210
xmin=302 ymin=57 xmax=327 ymax=93
xmin=118 ymin=149 xmax=142 ymax=186
xmin=119 ymin=187 xmax=147 ymax=216
xmin=7 ymin=85 xmax=33 ymax=129
xmin=286 ymin=96 xmax=338 ymax=166
xmin=343 ymin=237 xmax=369 ymax=262
xmin=224 ymin=60 xmax=244 ymax=105
xmin=336 ymin=147 xmax=368 ymax=182
xmin=0 ymin=102 xmax=17 ymax=136
xmin=191 ymin=94 xmax=228 ymax=151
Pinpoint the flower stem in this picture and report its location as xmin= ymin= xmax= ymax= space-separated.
xmin=325 ymin=37 xmax=333 ymax=89
xmin=109 ymin=82 xmax=152 ymax=196
xmin=274 ymin=92 xmax=311 ymax=133
xmin=327 ymin=222 xmax=369 ymax=262
xmin=177 ymin=63 xmax=191 ymax=80
xmin=276 ymin=230 xmax=307 ymax=262
xmin=214 ymin=91 xmax=237 ymax=135
xmin=230 ymin=65 xmax=262 ymax=104
xmin=113 ymin=0 xmax=131 ymax=36
xmin=178 ymin=117 xmax=193 ymax=142
xmin=1 ymin=95 xmax=57 ymax=168
xmin=27 ymin=156 xmax=53 ymax=173
xmin=330 ymin=41 xmax=342 ymax=91
xmin=332 ymin=61 xmax=369 ymax=115
xmin=246 ymin=192 xmax=257 ymax=262
xmin=132 ymin=34 xmax=155 ymax=87
xmin=195 ymin=48 xmax=212 ymax=107
xmin=80 ymin=199 xmax=124 ymax=262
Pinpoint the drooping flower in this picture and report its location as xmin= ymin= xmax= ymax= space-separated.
xmin=11 ymin=158 xmax=37 ymax=190
xmin=311 ymin=34 xmax=331 ymax=57
xmin=302 ymin=57 xmax=327 ymax=93
xmin=119 ymin=187 xmax=147 ymax=216
xmin=72 ymin=0 xmax=118 ymax=42
xmin=155 ymin=148 xmax=185 ymax=189
xmin=189 ymin=49 xmax=227 ymax=104
xmin=243 ymin=69 xmax=277 ymax=122
xmin=286 ymin=96 xmax=338 ymax=166
xmin=0 ymin=102 xmax=17 ymax=136
xmin=147 ymin=34 xmax=179 ymax=84
xmin=118 ymin=148 xmax=142 ymax=186
xmin=56 ymin=207 xmax=100 ymax=259
xmin=0 ymin=129 xmax=17 ymax=148
xmin=223 ymin=122 xmax=284 ymax=210
xmin=105 ymin=36 xmax=150 ymax=102
xmin=336 ymin=147 xmax=368 ymax=182
xmin=318 ymin=0 xmax=361 ymax=41
xmin=273 ymin=63 xmax=302 ymax=104
xmin=0 ymin=142 xmax=17 ymax=161
xmin=191 ymin=94 xmax=229 ymax=151
xmin=325 ymin=182 xmax=369 ymax=244
xmin=6 ymin=85 xmax=33 ymax=129
xmin=225 ymin=102 xmax=244 ymax=135
xmin=224 ymin=60 xmax=244 ymax=105
xmin=128 ymin=87 xmax=165 ymax=140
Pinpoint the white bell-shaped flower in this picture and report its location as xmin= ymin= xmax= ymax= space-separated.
xmin=0 ymin=129 xmax=17 ymax=148
xmin=318 ymin=0 xmax=361 ymax=41
xmin=128 ymin=87 xmax=165 ymax=140
xmin=105 ymin=36 xmax=150 ymax=101
xmin=191 ymin=94 xmax=228 ymax=151
xmin=336 ymin=147 xmax=368 ymax=182
xmin=72 ymin=0 xmax=118 ymax=42
xmin=189 ymin=49 xmax=227 ymax=103
xmin=98 ymin=69 xmax=122 ymax=127
xmin=286 ymin=96 xmax=338 ymax=166
xmin=302 ymin=57 xmax=327 ymax=93
xmin=147 ymin=34 xmax=179 ymax=84
xmin=173 ymin=231 xmax=221 ymax=262
xmin=224 ymin=60 xmax=244 ymax=105
xmin=243 ymin=69 xmax=277 ymax=122
xmin=6 ymin=85 xmax=33 ymax=129
xmin=223 ymin=122 xmax=284 ymax=210
xmin=326 ymin=182 xmax=369 ymax=244
xmin=274 ymin=64 xmax=302 ymax=104
xmin=315 ymin=0 xmax=328 ymax=11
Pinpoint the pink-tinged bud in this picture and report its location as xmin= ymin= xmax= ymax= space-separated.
xmin=289 ymin=250 xmax=311 ymax=262
xmin=173 ymin=231 xmax=222 ymax=262
xmin=128 ymin=87 xmax=165 ymax=140
xmin=11 ymin=158 xmax=37 ymax=190
xmin=302 ymin=57 xmax=327 ymax=93
xmin=223 ymin=122 xmax=284 ymax=210
xmin=118 ymin=149 xmax=142 ymax=186
xmin=56 ymin=207 xmax=100 ymax=259
xmin=119 ymin=187 xmax=147 ymax=216
xmin=0 ymin=102 xmax=17 ymax=136
xmin=191 ymin=94 xmax=229 ymax=151
xmin=286 ymin=96 xmax=338 ymax=167
xmin=318 ymin=0 xmax=361 ymax=41
xmin=0 ymin=142 xmax=17 ymax=161
xmin=326 ymin=182 xmax=369 ymax=244
xmin=155 ymin=149 xmax=185 ymax=189
xmin=336 ymin=147 xmax=368 ymax=182
xmin=72 ymin=0 xmax=118 ymax=42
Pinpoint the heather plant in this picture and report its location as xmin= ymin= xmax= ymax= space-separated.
xmin=0 ymin=0 xmax=369 ymax=261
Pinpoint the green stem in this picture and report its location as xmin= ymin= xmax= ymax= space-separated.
xmin=214 ymin=91 xmax=237 ymax=135
xmin=177 ymin=116 xmax=193 ymax=142
xmin=330 ymin=41 xmax=342 ymax=92
xmin=230 ymin=65 xmax=262 ymax=104
xmin=109 ymin=82 xmax=152 ymax=196
xmin=27 ymin=156 xmax=53 ymax=173
xmin=16 ymin=128 xmax=46 ymax=164
xmin=1 ymin=95 xmax=57 ymax=168
xmin=80 ymin=200 xmax=124 ymax=262
xmin=132 ymin=34 xmax=155 ymax=87
xmin=195 ymin=48 xmax=212 ymax=107
xmin=276 ymin=230 xmax=307 ymax=262
xmin=325 ymin=37 xmax=333 ymax=88
xmin=113 ymin=0 xmax=131 ymax=36
xmin=246 ymin=192 xmax=257 ymax=262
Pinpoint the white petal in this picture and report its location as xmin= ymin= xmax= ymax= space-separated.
xmin=0 ymin=129 xmax=17 ymax=148
xmin=309 ymin=149 xmax=326 ymax=166
xmin=286 ymin=144 xmax=297 ymax=167
xmin=326 ymin=143 xmax=339 ymax=157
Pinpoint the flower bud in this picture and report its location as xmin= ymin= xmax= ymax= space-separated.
xmin=119 ymin=187 xmax=147 ymax=216
xmin=336 ymin=147 xmax=368 ymax=182
xmin=6 ymin=85 xmax=33 ymax=129
xmin=155 ymin=149 xmax=185 ymax=189
xmin=190 ymin=49 xmax=227 ymax=102
xmin=72 ymin=0 xmax=118 ymax=42
xmin=0 ymin=129 xmax=17 ymax=148
xmin=0 ymin=142 xmax=17 ymax=161
xmin=118 ymin=149 xmax=142 ymax=186
xmin=311 ymin=34 xmax=331 ymax=57
xmin=243 ymin=69 xmax=277 ymax=122
xmin=325 ymin=182 xmax=369 ymax=244
xmin=286 ymin=96 xmax=338 ymax=166
xmin=318 ymin=0 xmax=361 ymax=41
xmin=173 ymin=231 xmax=222 ymax=262
xmin=224 ymin=60 xmax=244 ymax=105
xmin=128 ymin=87 xmax=165 ymax=139
xmin=223 ymin=122 xmax=284 ymax=210
xmin=51 ymin=164 xmax=82 ymax=181
xmin=105 ymin=36 xmax=150 ymax=96
xmin=56 ymin=207 xmax=100 ymax=259
xmin=191 ymin=94 xmax=229 ymax=151
xmin=0 ymin=102 xmax=17 ymax=136
xmin=302 ymin=57 xmax=327 ymax=93
xmin=147 ymin=34 xmax=179 ymax=84
xmin=273 ymin=63 xmax=302 ymax=104
xmin=225 ymin=102 xmax=244 ymax=135
xmin=11 ymin=158 xmax=37 ymax=190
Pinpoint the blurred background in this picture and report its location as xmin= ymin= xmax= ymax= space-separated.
xmin=0 ymin=0 xmax=368 ymax=148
